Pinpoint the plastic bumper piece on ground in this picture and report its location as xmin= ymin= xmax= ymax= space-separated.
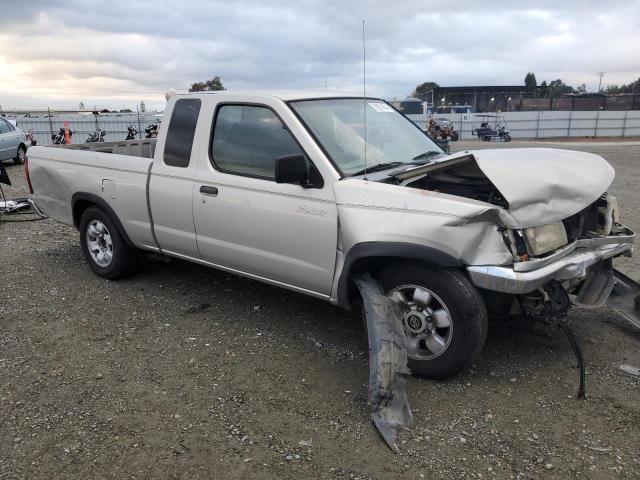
xmin=353 ymin=274 xmax=413 ymax=453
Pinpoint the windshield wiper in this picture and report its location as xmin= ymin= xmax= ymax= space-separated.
xmin=351 ymin=162 xmax=404 ymax=177
xmin=411 ymin=150 xmax=443 ymax=161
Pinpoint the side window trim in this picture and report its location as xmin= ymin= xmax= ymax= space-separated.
xmin=208 ymin=102 xmax=323 ymax=186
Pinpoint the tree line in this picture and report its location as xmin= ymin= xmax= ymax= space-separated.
xmin=414 ymin=73 xmax=639 ymax=99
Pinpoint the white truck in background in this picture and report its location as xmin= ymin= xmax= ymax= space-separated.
xmin=25 ymin=90 xmax=639 ymax=380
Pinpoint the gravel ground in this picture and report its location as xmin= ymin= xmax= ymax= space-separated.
xmin=1 ymin=141 xmax=639 ymax=479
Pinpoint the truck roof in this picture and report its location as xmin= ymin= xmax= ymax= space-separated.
xmin=174 ymin=90 xmax=380 ymax=102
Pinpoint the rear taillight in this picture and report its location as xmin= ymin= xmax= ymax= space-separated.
xmin=24 ymin=156 xmax=33 ymax=194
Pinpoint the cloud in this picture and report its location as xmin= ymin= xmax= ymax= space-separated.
xmin=0 ymin=0 xmax=638 ymax=110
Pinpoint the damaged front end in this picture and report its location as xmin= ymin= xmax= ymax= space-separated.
xmin=391 ymin=149 xmax=636 ymax=323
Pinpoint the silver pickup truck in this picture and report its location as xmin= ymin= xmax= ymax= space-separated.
xmin=26 ymin=90 xmax=638 ymax=380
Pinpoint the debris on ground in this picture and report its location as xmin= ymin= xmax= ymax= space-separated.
xmin=353 ymin=274 xmax=413 ymax=453
xmin=619 ymin=364 xmax=640 ymax=376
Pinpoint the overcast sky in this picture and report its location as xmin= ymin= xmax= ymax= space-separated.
xmin=0 ymin=0 xmax=639 ymax=110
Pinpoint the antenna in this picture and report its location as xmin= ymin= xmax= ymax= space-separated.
xmin=362 ymin=19 xmax=367 ymax=179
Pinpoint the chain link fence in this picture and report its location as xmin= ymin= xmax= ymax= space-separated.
xmin=15 ymin=114 xmax=162 ymax=145
xmin=407 ymin=110 xmax=640 ymax=140
xmin=11 ymin=109 xmax=640 ymax=145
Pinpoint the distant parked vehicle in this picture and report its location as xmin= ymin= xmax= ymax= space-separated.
xmin=52 ymin=128 xmax=72 ymax=145
xmin=472 ymin=115 xmax=511 ymax=142
xmin=125 ymin=125 xmax=138 ymax=140
xmin=144 ymin=122 xmax=159 ymax=138
xmin=26 ymin=129 xmax=38 ymax=147
xmin=0 ymin=118 xmax=29 ymax=165
xmin=426 ymin=117 xmax=459 ymax=141
xmin=86 ymin=129 xmax=106 ymax=143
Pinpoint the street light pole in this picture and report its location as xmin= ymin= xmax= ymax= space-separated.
xmin=597 ymin=72 xmax=605 ymax=92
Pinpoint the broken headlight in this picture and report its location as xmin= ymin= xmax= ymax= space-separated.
xmin=523 ymin=221 xmax=568 ymax=256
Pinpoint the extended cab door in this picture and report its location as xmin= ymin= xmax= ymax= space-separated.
xmin=148 ymin=98 xmax=202 ymax=257
xmin=192 ymin=98 xmax=338 ymax=296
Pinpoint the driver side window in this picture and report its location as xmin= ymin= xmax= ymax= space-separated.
xmin=210 ymin=105 xmax=305 ymax=179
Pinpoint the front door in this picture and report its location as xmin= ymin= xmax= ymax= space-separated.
xmin=192 ymin=102 xmax=338 ymax=296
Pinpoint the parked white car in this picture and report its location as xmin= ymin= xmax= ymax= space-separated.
xmin=25 ymin=91 xmax=637 ymax=379
xmin=0 ymin=117 xmax=28 ymax=164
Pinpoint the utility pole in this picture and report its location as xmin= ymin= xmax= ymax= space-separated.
xmin=597 ymin=72 xmax=605 ymax=92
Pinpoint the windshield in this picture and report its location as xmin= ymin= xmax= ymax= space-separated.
xmin=289 ymin=98 xmax=443 ymax=176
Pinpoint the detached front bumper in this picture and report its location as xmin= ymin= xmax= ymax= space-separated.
xmin=467 ymin=232 xmax=634 ymax=295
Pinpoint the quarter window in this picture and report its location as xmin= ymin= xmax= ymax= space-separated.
xmin=163 ymin=98 xmax=201 ymax=168
xmin=211 ymin=105 xmax=305 ymax=179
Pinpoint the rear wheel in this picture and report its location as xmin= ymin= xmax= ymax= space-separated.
xmin=79 ymin=207 xmax=137 ymax=279
xmin=378 ymin=264 xmax=488 ymax=379
xmin=14 ymin=145 xmax=26 ymax=165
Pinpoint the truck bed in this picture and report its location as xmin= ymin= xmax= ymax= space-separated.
xmin=27 ymin=140 xmax=157 ymax=250
xmin=48 ymin=138 xmax=157 ymax=158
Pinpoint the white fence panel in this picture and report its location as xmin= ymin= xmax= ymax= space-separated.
xmin=408 ymin=110 xmax=639 ymax=140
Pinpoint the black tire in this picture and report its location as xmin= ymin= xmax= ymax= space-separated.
xmin=79 ymin=207 xmax=137 ymax=279
xmin=14 ymin=145 xmax=26 ymax=165
xmin=503 ymin=134 xmax=512 ymax=142
xmin=377 ymin=263 xmax=488 ymax=379
xmin=450 ymin=131 xmax=459 ymax=141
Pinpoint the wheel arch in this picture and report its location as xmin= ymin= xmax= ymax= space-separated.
xmin=336 ymin=241 xmax=462 ymax=309
xmin=71 ymin=192 xmax=135 ymax=248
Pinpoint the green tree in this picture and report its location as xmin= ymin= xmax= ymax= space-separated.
xmin=79 ymin=101 xmax=85 ymax=110
xmin=140 ymin=100 xmax=146 ymax=113
xmin=412 ymin=81 xmax=439 ymax=100
xmin=576 ymin=83 xmax=587 ymax=94
xmin=605 ymin=77 xmax=640 ymax=94
xmin=547 ymin=79 xmax=575 ymax=96
xmin=524 ymin=72 xmax=537 ymax=88
xmin=189 ymin=76 xmax=226 ymax=92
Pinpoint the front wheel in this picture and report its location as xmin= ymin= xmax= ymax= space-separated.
xmin=378 ymin=264 xmax=488 ymax=379
xmin=79 ymin=207 xmax=137 ymax=279
xmin=14 ymin=145 xmax=26 ymax=165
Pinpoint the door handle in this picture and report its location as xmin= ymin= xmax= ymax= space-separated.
xmin=199 ymin=185 xmax=218 ymax=196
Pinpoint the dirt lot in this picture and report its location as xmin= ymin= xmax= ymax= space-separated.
xmin=1 ymin=141 xmax=639 ymax=479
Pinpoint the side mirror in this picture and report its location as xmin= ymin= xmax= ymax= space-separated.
xmin=275 ymin=155 xmax=309 ymax=186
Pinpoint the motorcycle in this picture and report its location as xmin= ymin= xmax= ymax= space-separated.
xmin=125 ymin=125 xmax=138 ymax=140
xmin=86 ymin=128 xmax=106 ymax=143
xmin=26 ymin=129 xmax=38 ymax=146
xmin=144 ymin=122 xmax=159 ymax=138
xmin=52 ymin=127 xmax=72 ymax=145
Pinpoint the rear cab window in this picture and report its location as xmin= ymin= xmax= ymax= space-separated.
xmin=163 ymin=98 xmax=202 ymax=168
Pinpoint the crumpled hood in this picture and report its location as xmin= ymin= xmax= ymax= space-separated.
xmin=472 ymin=148 xmax=614 ymax=226
xmin=335 ymin=148 xmax=615 ymax=230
